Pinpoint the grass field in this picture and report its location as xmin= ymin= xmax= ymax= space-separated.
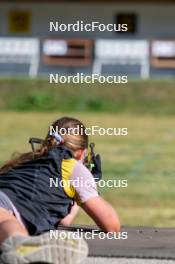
xmin=0 ymin=78 xmax=175 ymax=115
xmin=0 ymin=112 xmax=175 ymax=227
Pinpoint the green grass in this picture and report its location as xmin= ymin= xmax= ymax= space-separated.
xmin=0 ymin=78 xmax=175 ymax=115
xmin=0 ymin=112 xmax=175 ymax=227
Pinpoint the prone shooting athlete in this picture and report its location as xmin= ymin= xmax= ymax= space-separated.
xmin=0 ymin=117 xmax=120 ymax=264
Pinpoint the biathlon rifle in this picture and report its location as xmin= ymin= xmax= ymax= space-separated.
xmin=85 ymin=142 xmax=102 ymax=182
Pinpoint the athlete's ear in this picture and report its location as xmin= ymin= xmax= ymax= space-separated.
xmin=74 ymin=149 xmax=87 ymax=161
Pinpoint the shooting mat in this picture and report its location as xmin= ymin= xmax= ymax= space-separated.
xmin=57 ymin=226 xmax=175 ymax=260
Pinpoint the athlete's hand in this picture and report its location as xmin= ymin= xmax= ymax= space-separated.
xmin=91 ymin=154 xmax=102 ymax=182
xmin=59 ymin=203 xmax=79 ymax=226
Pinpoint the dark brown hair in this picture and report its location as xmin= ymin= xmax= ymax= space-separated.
xmin=0 ymin=117 xmax=88 ymax=174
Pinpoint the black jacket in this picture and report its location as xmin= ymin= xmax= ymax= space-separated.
xmin=0 ymin=146 xmax=73 ymax=235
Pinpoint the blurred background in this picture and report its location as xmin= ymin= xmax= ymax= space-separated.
xmin=0 ymin=0 xmax=175 ymax=227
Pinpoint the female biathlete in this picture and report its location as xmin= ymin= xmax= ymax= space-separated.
xmin=0 ymin=117 xmax=120 ymax=264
